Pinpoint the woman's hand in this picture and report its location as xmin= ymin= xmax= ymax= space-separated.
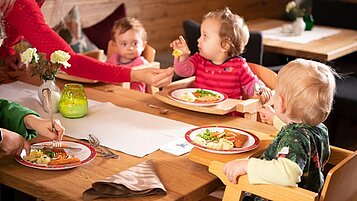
xmin=5 ymin=53 xmax=26 ymax=71
xmin=223 ymin=159 xmax=249 ymax=184
xmin=131 ymin=67 xmax=174 ymax=88
xmin=23 ymin=115 xmax=65 ymax=141
xmin=0 ymin=128 xmax=30 ymax=155
xmin=169 ymin=35 xmax=191 ymax=62
xmin=258 ymin=105 xmax=275 ymax=125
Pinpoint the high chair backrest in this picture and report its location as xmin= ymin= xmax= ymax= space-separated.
xmin=106 ymin=40 xmax=159 ymax=94
xmin=208 ymin=146 xmax=356 ymax=201
xmin=80 ymin=49 xmax=105 ymax=61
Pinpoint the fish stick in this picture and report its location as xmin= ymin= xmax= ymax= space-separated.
xmin=48 ymin=157 xmax=80 ymax=166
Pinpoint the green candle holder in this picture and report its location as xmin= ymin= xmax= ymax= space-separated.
xmin=59 ymin=83 xmax=88 ymax=118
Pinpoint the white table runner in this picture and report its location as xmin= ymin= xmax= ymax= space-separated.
xmin=0 ymin=81 xmax=195 ymax=157
xmin=262 ymin=26 xmax=340 ymax=44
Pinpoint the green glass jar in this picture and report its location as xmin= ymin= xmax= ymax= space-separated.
xmin=59 ymin=83 xmax=88 ymax=118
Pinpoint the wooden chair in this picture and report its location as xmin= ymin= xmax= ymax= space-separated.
xmin=107 ymin=40 xmax=159 ymax=94
xmin=209 ymin=146 xmax=356 ymax=201
xmin=80 ymin=49 xmax=105 ymax=61
xmin=162 ymin=62 xmax=277 ymax=120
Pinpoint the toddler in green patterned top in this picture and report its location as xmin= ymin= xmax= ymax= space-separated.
xmin=224 ymin=58 xmax=337 ymax=193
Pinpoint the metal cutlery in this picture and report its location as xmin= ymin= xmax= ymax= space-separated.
xmin=147 ymin=104 xmax=169 ymax=114
xmin=31 ymin=145 xmax=82 ymax=152
xmin=42 ymin=88 xmax=61 ymax=147
xmin=88 ymin=134 xmax=119 ymax=159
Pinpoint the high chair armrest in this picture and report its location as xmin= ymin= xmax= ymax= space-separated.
xmin=236 ymin=90 xmax=275 ymax=114
xmin=208 ymin=161 xmax=318 ymax=201
xmin=162 ymin=76 xmax=195 ymax=91
xmin=132 ymin=61 xmax=160 ymax=70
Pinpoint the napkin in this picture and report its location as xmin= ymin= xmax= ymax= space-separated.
xmin=83 ymin=160 xmax=166 ymax=200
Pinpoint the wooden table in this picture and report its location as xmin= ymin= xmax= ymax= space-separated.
xmin=248 ymin=18 xmax=357 ymax=61
xmin=0 ymin=70 xmax=277 ymax=201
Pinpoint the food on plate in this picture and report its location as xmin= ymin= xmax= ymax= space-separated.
xmin=179 ymin=89 xmax=221 ymax=103
xmin=193 ymin=129 xmax=248 ymax=150
xmin=233 ymin=133 xmax=249 ymax=148
xmin=172 ymin=49 xmax=183 ymax=58
xmin=24 ymin=146 xmax=80 ymax=166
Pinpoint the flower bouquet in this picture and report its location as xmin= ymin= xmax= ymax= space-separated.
xmin=21 ymin=48 xmax=71 ymax=81
xmin=21 ymin=48 xmax=71 ymax=112
xmin=285 ymin=1 xmax=305 ymax=21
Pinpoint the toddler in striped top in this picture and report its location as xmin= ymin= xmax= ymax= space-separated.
xmin=170 ymin=7 xmax=271 ymax=102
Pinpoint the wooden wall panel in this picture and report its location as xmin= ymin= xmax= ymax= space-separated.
xmin=41 ymin=0 xmax=289 ymax=52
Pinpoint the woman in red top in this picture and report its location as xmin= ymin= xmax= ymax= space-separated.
xmin=0 ymin=0 xmax=173 ymax=86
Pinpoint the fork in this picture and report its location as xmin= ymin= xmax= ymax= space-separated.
xmin=42 ymin=88 xmax=61 ymax=147
xmin=88 ymin=134 xmax=119 ymax=159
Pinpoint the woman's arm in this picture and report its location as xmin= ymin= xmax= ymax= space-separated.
xmin=6 ymin=0 xmax=131 ymax=83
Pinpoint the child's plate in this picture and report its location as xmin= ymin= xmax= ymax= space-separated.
xmin=168 ymin=88 xmax=227 ymax=106
xmin=185 ymin=126 xmax=260 ymax=154
xmin=15 ymin=140 xmax=96 ymax=170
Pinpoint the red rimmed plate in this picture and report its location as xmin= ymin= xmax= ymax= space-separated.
xmin=185 ymin=126 xmax=260 ymax=154
xmin=168 ymin=88 xmax=228 ymax=106
xmin=15 ymin=140 xmax=96 ymax=170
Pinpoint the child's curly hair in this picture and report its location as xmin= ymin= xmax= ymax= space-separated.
xmin=111 ymin=17 xmax=147 ymax=42
xmin=204 ymin=7 xmax=249 ymax=57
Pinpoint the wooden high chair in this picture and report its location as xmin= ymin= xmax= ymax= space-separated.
xmin=209 ymin=146 xmax=356 ymax=201
xmin=162 ymin=62 xmax=277 ymax=120
xmin=80 ymin=49 xmax=105 ymax=61
xmin=107 ymin=40 xmax=159 ymax=94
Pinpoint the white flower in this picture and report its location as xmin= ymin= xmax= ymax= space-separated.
xmin=50 ymin=50 xmax=71 ymax=68
xmin=21 ymin=48 xmax=39 ymax=64
xmin=286 ymin=1 xmax=297 ymax=13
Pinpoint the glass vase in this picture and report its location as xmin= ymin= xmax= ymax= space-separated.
xmin=59 ymin=83 xmax=88 ymax=118
xmin=292 ymin=17 xmax=306 ymax=36
xmin=38 ymin=79 xmax=61 ymax=113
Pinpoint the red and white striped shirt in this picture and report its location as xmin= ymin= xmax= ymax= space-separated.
xmin=174 ymin=53 xmax=263 ymax=99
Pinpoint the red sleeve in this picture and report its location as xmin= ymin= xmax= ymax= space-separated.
xmin=5 ymin=0 xmax=131 ymax=83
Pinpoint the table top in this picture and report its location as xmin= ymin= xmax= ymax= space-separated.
xmin=0 ymin=70 xmax=277 ymax=201
xmin=248 ymin=18 xmax=357 ymax=61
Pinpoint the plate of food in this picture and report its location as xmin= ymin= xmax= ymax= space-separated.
xmin=168 ymin=88 xmax=227 ymax=106
xmin=15 ymin=140 xmax=96 ymax=170
xmin=185 ymin=126 xmax=260 ymax=154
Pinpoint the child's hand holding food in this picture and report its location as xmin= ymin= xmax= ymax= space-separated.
xmin=170 ymin=35 xmax=191 ymax=62
xmin=259 ymin=86 xmax=273 ymax=104
xmin=258 ymin=105 xmax=275 ymax=125
xmin=253 ymin=84 xmax=272 ymax=104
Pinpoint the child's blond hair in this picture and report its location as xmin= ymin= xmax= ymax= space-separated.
xmin=276 ymin=59 xmax=337 ymax=126
xmin=111 ymin=17 xmax=147 ymax=42
xmin=203 ymin=7 xmax=249 ymax=57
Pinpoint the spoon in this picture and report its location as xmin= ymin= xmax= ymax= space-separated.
xmin=88 ymin=134 xmax=119 ymax=159
xmin=147 ymin=104 xmax=169 ymax=114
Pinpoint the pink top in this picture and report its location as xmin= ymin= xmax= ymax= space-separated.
xmin=174 ymin=53 xmax=264 ymax=99
xmin=0 ymin=0 xmax=131 ymax=83
xmin=107 ymin=54 xmax=148 ymax=93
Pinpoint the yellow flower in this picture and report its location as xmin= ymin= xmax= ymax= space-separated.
xmin=20 ymin=48 xmax=39 ymax=64
xmin=50 ymin=50 xmax=71 ymax=68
